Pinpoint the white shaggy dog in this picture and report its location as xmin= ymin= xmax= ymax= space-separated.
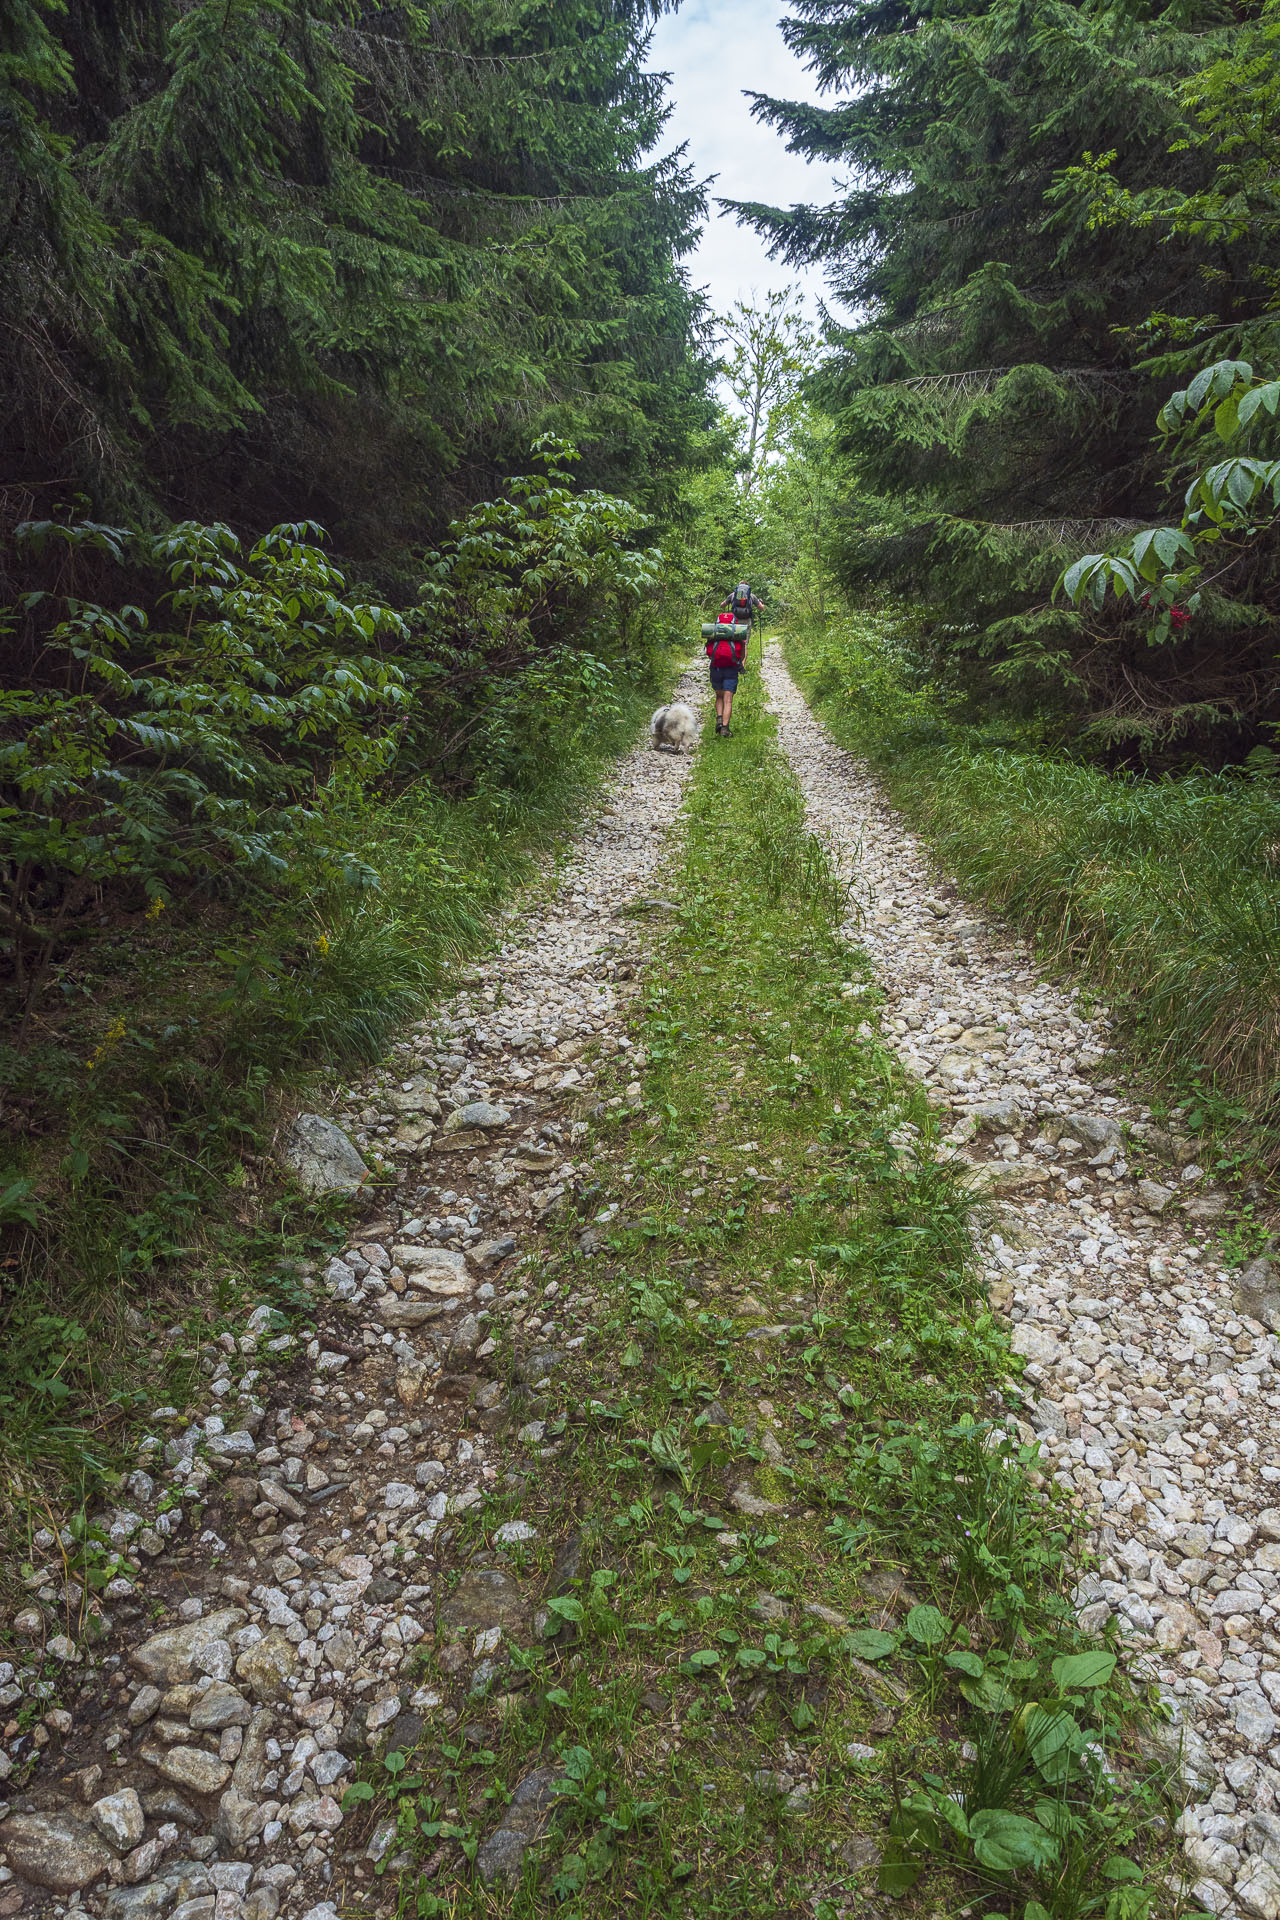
xmin=650 ymin=702 xmax=699 ymax=753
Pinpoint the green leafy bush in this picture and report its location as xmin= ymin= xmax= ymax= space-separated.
xmin=4 ymin=517 xmax=406 ymax=1004
xmin=1060 ymin=361 xmax=1280 ymax=667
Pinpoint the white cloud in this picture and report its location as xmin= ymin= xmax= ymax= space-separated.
xmin=648 ymin=0 xmax=842 ymax=322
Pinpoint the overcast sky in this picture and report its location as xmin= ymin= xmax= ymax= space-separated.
xmin=648 ymin=0 xmax=841 ymax=324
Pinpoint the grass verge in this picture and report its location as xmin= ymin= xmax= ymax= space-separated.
xmin=355 ymin=670 xmax=1182 ymax=1920
xmin=783 ymin=610 xmax=1280 ymax=1193
xmin=0 ymin=655 xmax=668 ymax=1531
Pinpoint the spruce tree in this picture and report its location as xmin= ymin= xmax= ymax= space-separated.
xmin=0 ymin=0 xmax=713 ymax=562
xmin=729 ymin=0 xmax=1280 ymax=760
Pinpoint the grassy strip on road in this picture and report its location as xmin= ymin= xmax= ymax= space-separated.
xmin=374 ymin=670 xmax=1177 ymax=1920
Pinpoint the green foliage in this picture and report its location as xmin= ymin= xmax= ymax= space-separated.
xmin=404 ymin=438 xmax=660 ymax=790
xmin=1059 ymin=360 xmax=1280 ymax=687
xmin=729 ymin=0 xmax=1280 ymax=759
xmin=1 ymin=442 xmax=661 ymax=1006
xmin=1058 ymin=0 xmax=1280 ymax=316
xmin=1 ymin=0 xmax=713 ymax=547
xmin=5 ymin=519 xmax=406 ymax=977
xmin=717 ymin=293 xmax=818 ymax=493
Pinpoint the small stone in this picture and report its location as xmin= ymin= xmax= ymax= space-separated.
xmin=0 ymin=1812 xmax=113 ymax=1891
xmin=840 ymin=1833 xmax=882 ymax=1873
xmin=323 ymin=1257 xmax=357 ymax=1296
xmin=446 ymin=1313 xmax=483 ymax=1369
xmin=471 ymin=1236 xmax=517 ymax=1270
xmin=1235 ymin=1697 xmax=1279 ymax=1749
xmin=258 ymin=1480 xmax=304 ymax=1520
xmin=189 ymin=1684 xmax=252 ymax=1732
xmin=104 ymin=1878 xmax=191 ymax=1920
xmin=210 ymin=1864 xmax=252 ymax=1897
xmin=388 ymin=1085 xmax=441 ymax=1118
xmin=128 ymin=1685 xmax=163 ymax=1726
xmin=140 ymin=1790 xmax=200 ymax=1828
xmin=234 ymin=1628 xmax=297 ymax=1701
xmin=141 ymin=1745 xmax=232 ymax=1796
xmin=324 ymin=1630 xmax=358 ymax=1675
xmin=474 ymin=1767 xmax=560 ymax=1886
xmin=90 ymin=1789 xmax=146 ymax=1852
xmin=1010 ymin=1323 xmax=1059 ymax=1365
xmin=285 ymin=1794 xmax=342 ymax=1836
xmin=1137 ymin=1178 xmax=1174 ymax=1213
xmin=1185 ymin=1835 xmax=1240 ymax=1889
xmin=131 ymin=1611 xmax=247 ymax=1686
xmin=310 ymin=1751 xmax=348 ymax=1789
xmin=280 ymin=1115 xmax=368 ymax=1196
xmin=1235 ymin=1258 xmax=1280 ymax=1332
xmin=214 ymin=1789 xmax=264 ymax=1849
xmin=731 ymin=1487 xmax=784 ymax=1518
xmin=1248 ymin=1813 xmax=1280 ymax=1869
xmin=231 ymin=1708 xmax=276 ymax=1796
xmin=1140 ymin=1716 xmax=1216 ymax=1798
xmin=75 ymin=1762 xmax=105 ymax=1803
xmin=444 ymin=1102 xmax=509 ymax=1134
xmin=440 ymin=1569 xmax=527 ymax=1636
xmin=365 ymin=1698 xmax=402 ymax=1734
xmin=393 ymin=1246 xmax=472 ymax=1296
xmin=383 ymin=1481 xmax=421 ymax=1511
xmin=1153 ymin=1603 xmax=1198 ymax=1650
xmin=377 ymin=1298 xmax=445 ymax=1329
xmin=395 ymin=1363 xmax=435 ymax=1410
xmin=971 ymin=1099 xmax=1023 ymax=1133
xmin=365 ymin=1817 xmax=397 ymax=1864
xmin=493 ymin=1521 xmax=537 ymax=1548
xmin=123 ymin=1838 xmax=166 ymax=1885
xmin=1237 ymin=1858 xmax=1280 ymax=1920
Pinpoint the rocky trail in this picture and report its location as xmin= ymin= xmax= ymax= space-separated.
xmin=1 ymin=650 xmax=1278 ymax=1920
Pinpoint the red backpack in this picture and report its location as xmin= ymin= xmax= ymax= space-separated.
xmin=707 ymin=616 xmax=745 ymax=670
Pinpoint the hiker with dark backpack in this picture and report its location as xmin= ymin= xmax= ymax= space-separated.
xmin=704 ymin=582 xmax=764 ymax=736
xmin=722 ymin=581 xmax=764 ymax=626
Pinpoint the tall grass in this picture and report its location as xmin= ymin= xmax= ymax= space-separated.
xmin=785 ymin=614 xmax=1280 ymax=1160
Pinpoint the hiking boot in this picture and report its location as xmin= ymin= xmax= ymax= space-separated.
xmin=714 ymin=718 xmax=723 ymax=735
xmin=722 ymin=725 xmax=732 ymax=737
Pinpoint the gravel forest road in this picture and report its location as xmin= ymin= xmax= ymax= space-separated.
xmin=1 ymin=650 xmax=1277 ymax=1920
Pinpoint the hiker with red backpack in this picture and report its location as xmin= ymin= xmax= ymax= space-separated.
xmin=703 ymin=581 xmax=764 ymax=737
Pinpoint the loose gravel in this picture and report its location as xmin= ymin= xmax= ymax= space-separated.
xmin=763 ymin=641 xmax=1280 ymax=1920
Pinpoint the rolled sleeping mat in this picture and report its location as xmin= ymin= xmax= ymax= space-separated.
xmin=700 ymin=621 xmax=751 ymax=638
